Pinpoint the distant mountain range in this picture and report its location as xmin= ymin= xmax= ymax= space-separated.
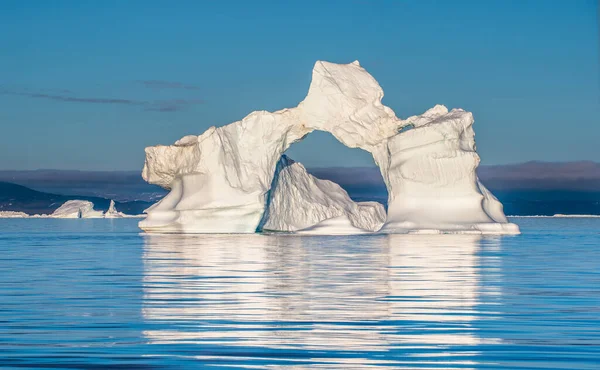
xmin=1 ymin=161 xmax=599 ymax=216
xmin=0 ymin=182 xmax=152 ymax=215
xmin=0 ymin=170 xmax=165 ymax=202
xmin=309 ymin=161 xmax=600 ymax=191
xmin=310 ymin=161 xmax=600 ymax=216
xmin=477 ymin=161 xmax=600 ymax=191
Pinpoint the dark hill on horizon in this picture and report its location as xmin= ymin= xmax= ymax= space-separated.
xmin=309 ymin=160 xmax=600 ymax=192
xmin=0 ymin=182 xmax=152 ymax=215
xmin=477 ymin=160 xmax=600 ymax=191
xmin=0 ymin=170 xmax=163 ymax=202
xmin=309 ymin=161 xmax=600 ymax=216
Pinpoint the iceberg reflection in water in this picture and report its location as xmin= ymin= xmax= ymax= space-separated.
xmin=1 ymin=218 xmax=598 ymax=368
xmin=142 ymin=233 xmax=499 ymax=367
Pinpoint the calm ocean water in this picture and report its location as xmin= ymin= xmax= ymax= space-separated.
xmin=0 ymin=218 xmax=598 ymax=369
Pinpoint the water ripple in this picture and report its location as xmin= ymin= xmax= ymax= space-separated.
xmin=0 ymin=218 xmax=598 ymax=368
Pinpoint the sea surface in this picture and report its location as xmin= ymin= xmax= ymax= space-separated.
xmin=0 ymin=218 xmax=598 ymax=369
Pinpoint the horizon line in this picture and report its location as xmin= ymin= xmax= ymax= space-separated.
xmin=0 ymin=159 xmax=599 ymax=173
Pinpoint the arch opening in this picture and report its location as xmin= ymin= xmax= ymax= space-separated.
xmin=282 ymin=130 xmax=388 ymax=207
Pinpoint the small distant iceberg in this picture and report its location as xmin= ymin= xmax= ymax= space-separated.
xmin=509 ymin=214 xmax=600 ymax=218
xmin=50 ymin=200 xmax=105 ymax=218
xmin=0 ymin=211 xmax=29 ymax=218
xmin=0 ymin=199 xmax=145 ymax=219
xmin=552 ymin=214 xmax=600 ymax=218
xmin=104 ymin=200 xmax=127 ymax=218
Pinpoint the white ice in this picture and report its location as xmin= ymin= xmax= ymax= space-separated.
xmin=50 ymin=200 xmax=105 ymax=218
xmin=139 ymin=60 xmax=519 ymax=235
xmin=261 ymin=155 xmax=385 ymax=234
xmin=0 ymin=199 xmax=142 ymax=219
xmin=104 ymin=200 xmax=127 ymax=218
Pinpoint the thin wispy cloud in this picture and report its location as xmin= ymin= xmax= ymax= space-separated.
xmin=145 ymin=99 xmax=205 ymax=112
xmin=135 ymin=80 xmax=201 ymax=91
xmin=0 ymin=88 xmax=203 ymax=112
xmin=14 ymin=91 xmax=141 ymax=105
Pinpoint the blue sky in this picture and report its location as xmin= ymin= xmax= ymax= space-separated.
xmin=0 ymin=0 xmax=598 ymax=170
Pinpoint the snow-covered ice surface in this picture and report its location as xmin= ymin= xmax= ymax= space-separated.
xmin=140 ymin=60 xmax=519 ymax=235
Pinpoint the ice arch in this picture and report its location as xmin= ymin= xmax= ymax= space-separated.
xmin=139 ymin=61 xmax=519 ymax=235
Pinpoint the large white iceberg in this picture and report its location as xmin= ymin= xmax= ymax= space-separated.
xmin=139 ymin=60 xmax=519 ymax=235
